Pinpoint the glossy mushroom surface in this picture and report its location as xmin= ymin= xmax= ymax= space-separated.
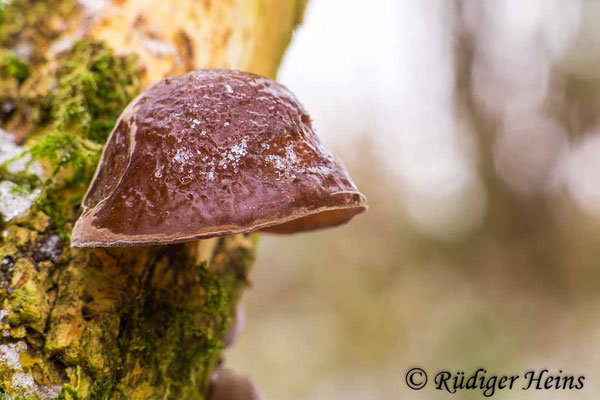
xmin=71 ymin=69 xmax=366 ymax=247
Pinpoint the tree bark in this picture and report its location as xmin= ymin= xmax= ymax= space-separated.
xmin=0 ymin=0 xmax=306 ymax=398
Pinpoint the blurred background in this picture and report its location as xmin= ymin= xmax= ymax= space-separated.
xmin=227 ymin=0 xmax=600 ymax=398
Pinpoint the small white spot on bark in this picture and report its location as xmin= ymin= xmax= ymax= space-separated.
xmin=0 ymin=342 xmax=25 ymax=370
xmin=78 ymin=0 xmax=108 ymax=15
xmin=144 ymin=38 xmax=176 ymax=57
xmin=0 ymin=182 xmax=41 ymax=222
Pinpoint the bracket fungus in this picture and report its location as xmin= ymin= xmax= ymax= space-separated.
xmin=71 ymin=69 xmax=366 ymax=247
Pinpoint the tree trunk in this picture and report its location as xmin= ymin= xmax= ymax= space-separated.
xmin=0 ymin=0 xmax=306 ymax=398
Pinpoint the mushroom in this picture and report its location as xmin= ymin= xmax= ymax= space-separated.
xmin=208 ymin=369 xmax=262 ymax=400
xmin=71 ymin=69 xmax=366 ymax=247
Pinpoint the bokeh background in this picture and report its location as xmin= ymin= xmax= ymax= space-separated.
xmin=227 ymin=1 xmax=600 ymax=398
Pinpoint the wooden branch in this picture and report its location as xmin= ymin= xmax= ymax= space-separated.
xmin=0 ymin=0 xmax=306 ymax=398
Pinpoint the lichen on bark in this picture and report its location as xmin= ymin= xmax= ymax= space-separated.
xmin=4 ymin=40 xmax=141 ymax=238
xmin=0 ymin=212 xmax=255 ymax=399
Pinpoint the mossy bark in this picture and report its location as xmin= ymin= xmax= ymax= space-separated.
xmin=0 ymin=0 xmax=306 ymax=398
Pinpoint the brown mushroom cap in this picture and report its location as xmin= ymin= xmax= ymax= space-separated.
xmin=71 ymin=69 xmax=366 ymax=247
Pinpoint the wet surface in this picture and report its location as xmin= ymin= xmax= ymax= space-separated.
xmin=73 ymin=69 xmax=366 ymax=246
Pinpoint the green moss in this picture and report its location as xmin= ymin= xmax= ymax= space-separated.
xmin=1 ymin=52 xmax=29 ymax=83
xmin=57 ymin=386 xmax=82 ymax=400
xmin=51 ymin=42 xmax=140 ymax=143
xmin=182 ymin=262 xmax=230 ymax=363
xmin=0 ymin=0 xmax=77 ymax=50
xmin=122 ymin=260 xmax=232 ymax=397
xmin=0 ymin=236 xmax=255 ymax=399
xmin=107 ymin=243 xmax=255 ymax=400
xmin=30 ymin=40 xmax=139 ymax=175
xmin=1 ymin=40 xmax=140 ymax=236
xmin=196 ymin=262 xmax=230 ymax=340
xmin=87 ymin=375 xmax=113 ymax=400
